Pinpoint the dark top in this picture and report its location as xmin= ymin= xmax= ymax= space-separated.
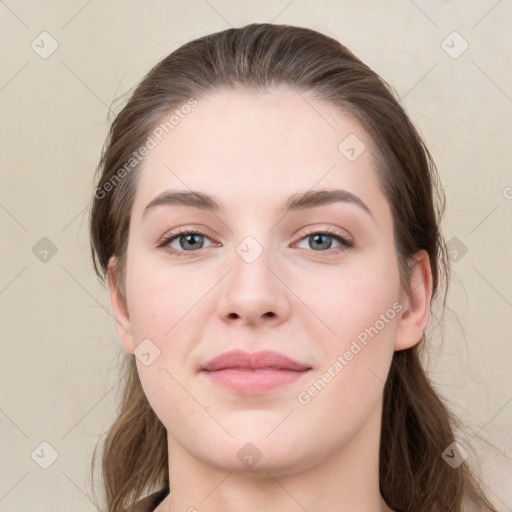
xmin=126 ymin=487 xmax=170 ymax=512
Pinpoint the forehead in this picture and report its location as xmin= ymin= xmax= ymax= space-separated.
xmin=132 ymin=87 xmax=385 ymax=215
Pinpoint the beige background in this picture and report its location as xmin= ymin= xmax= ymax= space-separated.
xmin=0 ymin=1 xmax=511 ymax=510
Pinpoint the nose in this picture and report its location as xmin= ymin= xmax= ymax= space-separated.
xmin=216 ymin=239 xmax=291 ymax=328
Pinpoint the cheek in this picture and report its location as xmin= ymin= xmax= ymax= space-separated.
xmin=128 ymin=267 xmax=200 ymax=427
xmin=333 ymin=280 xmax=400 ymax=349
xmin=295 ymin=255 xmax=400 ymax=393
xmin=124 ymin=253 xmax=208 ymax=409
xmin=125 ymin=251 xmax=200 ymax=343
xmin=294 ymin=279 xmax=398 ymax=439
xmin=293 ymin=253 xmax=401 ymax=342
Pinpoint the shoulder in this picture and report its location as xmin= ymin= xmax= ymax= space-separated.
xmin=126 ymin=487 xmax=170 ymax=512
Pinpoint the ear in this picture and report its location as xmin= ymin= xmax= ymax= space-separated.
xmin=394 ymin=249 xmax=433 ymax=351
xmin=108 ymin=256 xmax=135 ymax=355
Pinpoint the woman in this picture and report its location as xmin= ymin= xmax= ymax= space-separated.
xmin=89 ymin=23 xmax=497 ymax=512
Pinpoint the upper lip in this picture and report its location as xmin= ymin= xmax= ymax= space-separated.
xmin=201 ymin=350 xmax=311 ymax=372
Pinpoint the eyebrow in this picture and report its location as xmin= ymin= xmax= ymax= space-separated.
xmin=143 ymin=188 xmax=373 ymax=219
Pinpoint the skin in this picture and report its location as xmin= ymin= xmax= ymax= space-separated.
xmin=108 ymin=87 xmax=432 ymax=512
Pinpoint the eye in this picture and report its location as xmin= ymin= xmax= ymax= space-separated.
xmin=157 ymin=227 xmax=354 ymax=257
xmin=158 ymin=230 xmax=217 ymax=256
xmin=294 ymin=228 xmax=354 ymax=252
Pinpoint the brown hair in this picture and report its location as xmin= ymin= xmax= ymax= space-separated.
xmin=88 ymin=23 xmax=497 ymax=512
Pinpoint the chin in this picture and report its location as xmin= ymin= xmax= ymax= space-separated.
xmin=186 ymin=429 xmax=321 ymax=477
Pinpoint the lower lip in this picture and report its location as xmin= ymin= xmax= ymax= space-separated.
xmin=202 ymin=368 xmax=311 ymax=394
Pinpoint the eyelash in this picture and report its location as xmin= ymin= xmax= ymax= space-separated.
xmin=157 ymin=227 xmax=355 ymax=257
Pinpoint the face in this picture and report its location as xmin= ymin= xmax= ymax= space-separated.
xmin=110 ymin=87 xmax=424 ymax=475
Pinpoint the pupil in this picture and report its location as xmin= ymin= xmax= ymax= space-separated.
xmin=183 ymin=234 xmax=202 ymax=249
xmin=312 ymin=234 xmax=331 ymax=250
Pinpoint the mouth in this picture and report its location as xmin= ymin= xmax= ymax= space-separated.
xmin=202 ymin=367 xmax=312 ymax=394
xmin=200 ymin=350 xmax=312 ymax=394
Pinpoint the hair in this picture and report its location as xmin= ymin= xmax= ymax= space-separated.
xmin=88 ymin=23 xmax=497 ymax=512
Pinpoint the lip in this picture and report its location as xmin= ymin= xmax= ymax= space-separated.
xmin=202 ymin=350 xmax=311 ymax=372
xmin=200 ymin=350 xmax=312 ymax=394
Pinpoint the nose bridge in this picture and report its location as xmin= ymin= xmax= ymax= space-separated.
xmin=235 ymin=234 xmax=267 ymax=267
xmin=231 ymin=233 xmax=276 ymax=296
xmin=217 ymin=230 xmax=290 ymax=325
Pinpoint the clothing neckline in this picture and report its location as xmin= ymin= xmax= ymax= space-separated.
xmin=127 ymin=487 xmax=170 ymax=512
